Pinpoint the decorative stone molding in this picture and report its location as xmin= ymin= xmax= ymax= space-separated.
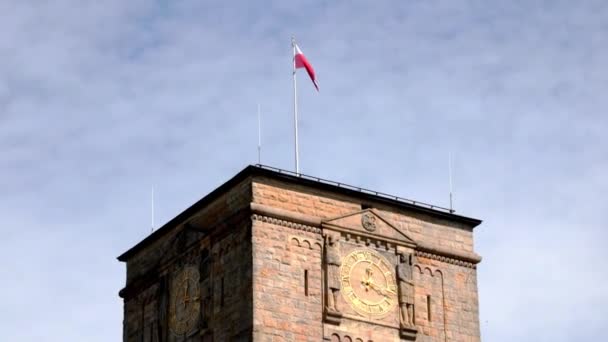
xmin=415 ymin=250 xmax=477 ymax=269
xmin=324 ymin=309 xmax=343 ymax=325
xmin=287 ymin=235 xmax=323 ymax=251
xmin=250 ymin=202 xmax=481 ymax=267
xmin=250 ymin=203 xmax=321 ymax=226
xmin=324 ymin=332 xmax=373 ymax=342
xmin=400 ymin=325 xmax=418 ymax=341
xmin=416 ymin=241 xmax=482 ymax=265
xmin=322 ymin=209 xmax=417 ymax=248
xmin=251 ymin=214 xmax=322 ymax=234
xmin=341 ymin=232 xmax=397 ymax=253
xmin=361 ymin=211 xmax=377 ymax=232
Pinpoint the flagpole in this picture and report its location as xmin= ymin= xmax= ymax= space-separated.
xmin=292 ymin=36 xmax=300 ymax=174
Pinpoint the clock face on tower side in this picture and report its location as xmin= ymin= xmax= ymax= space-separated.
xmin=169 ymin=266 xmax=200 ymax=335
xmin=340 ymin=249 xmax=398 ymax=318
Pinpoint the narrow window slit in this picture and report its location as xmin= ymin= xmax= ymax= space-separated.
xmin=220 ymin=277 xmax=225 ymax=307
xmin=427 ymin=295 xmax=432 ymax=321
xmin=304 ymin=270 xmax=309 ymax=296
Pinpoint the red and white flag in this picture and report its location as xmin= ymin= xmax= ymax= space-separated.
xmin=294 ymin=43 xmax=319 ymax=91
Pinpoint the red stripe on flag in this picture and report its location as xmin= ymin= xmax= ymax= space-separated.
xmin=295 ymin=45 xmax=319 ymax=91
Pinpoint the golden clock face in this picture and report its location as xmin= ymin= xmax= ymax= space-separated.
xmin=340 ymin=249 xmax=398 ymax=318
xmin=169 ymin=266 xmax=200 ymax=335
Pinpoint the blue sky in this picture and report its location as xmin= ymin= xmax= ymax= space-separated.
xmin=1 ymin=1 xmax=606 ymax=340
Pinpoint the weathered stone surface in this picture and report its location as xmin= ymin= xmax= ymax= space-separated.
xmin=119 ymin=166 xmax=481 ymax=341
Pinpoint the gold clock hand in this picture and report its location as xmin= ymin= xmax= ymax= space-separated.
xmin=384 ymin=286 xmax=396 ymax=295
xmin=181 ymin=281 xmax=191 ymax=307
xmin=361 ymin=267 xmax=377 ymax=290
xmin=368 ymin=277 xmax=395 ymax=297
xmin=367 ymin=281 xmax=386 ymax=296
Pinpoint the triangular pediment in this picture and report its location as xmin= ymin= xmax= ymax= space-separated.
xmin=322 ymin=209 xmax=416 ymax=246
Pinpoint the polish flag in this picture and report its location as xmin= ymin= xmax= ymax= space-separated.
xmin=294 ymin=44 xmax=319 ymax=91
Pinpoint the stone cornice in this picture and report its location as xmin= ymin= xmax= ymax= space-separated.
xmin=416 ymin=242 xmax=482 ymax=265
xmin=250 ymin=202 xmax=322 ymax=227
xmin=415 ymin=250 xmax=478 ymax=269
xmin=250 ymin=202 xmax=482 ymax=266
xmin=251 ymin=214 xmax=322 ymax=234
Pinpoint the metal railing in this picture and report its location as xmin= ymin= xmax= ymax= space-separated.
xmin=254 ymin=164 xmax=455 ymax=214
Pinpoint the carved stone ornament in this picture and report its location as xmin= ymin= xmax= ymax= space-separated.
xmin=400 ymin=325 xmax=418 ymax=341
xmin=361 ymin=212 xmax=377 ymax=232
xmin=397 ymin=253 xmax=418 ymax=341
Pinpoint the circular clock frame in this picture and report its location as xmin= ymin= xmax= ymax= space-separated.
xmin=340 ymin=249 xmax=398 ymax=318
xmin=168 ymin=266 xmax=200 ymax=335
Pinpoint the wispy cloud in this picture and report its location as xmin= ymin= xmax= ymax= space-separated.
xmin=0 ymin=1 xmax=606 ymax=341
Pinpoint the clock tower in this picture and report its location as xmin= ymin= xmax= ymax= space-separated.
xmin=118 ymin=165 xmax=482 ymax=341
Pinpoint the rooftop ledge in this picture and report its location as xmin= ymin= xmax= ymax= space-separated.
xmin=117 ymin=164 xmax=482 ymax=262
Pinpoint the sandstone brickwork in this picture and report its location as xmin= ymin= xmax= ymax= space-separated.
xmin=119 ymin=178 xmax=253 ymax=342
xmin=118 ymin=166 xmax=482 ymax=342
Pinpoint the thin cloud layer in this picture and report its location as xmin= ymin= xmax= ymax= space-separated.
xmin=0 ymin=1 xmax=606 ymax=341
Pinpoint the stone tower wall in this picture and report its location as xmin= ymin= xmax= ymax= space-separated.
xmin=120 ymin=169 xmax=481 ymax=342
xmin=121 ymin=178 xmax=253 ymax=342
xmin=251 ymin=217 xmax=324 ymax=341
xmin=251 ymin=176 xmax=481 ymax=342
